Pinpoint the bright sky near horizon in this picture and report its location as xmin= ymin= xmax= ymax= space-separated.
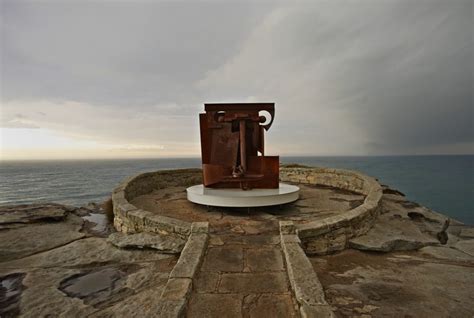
xmin=1 ymin=0 xmax=472 ymax=160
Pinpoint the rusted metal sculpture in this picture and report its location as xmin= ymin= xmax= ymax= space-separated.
xmin=199 ymin=103 xmax=279 ymax=190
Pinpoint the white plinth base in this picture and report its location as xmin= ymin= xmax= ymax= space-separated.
xmin=186 ymin=183 xmax=300 ymax=207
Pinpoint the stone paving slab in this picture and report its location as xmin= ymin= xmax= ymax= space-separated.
xmin=187 ymin=232 xmax=299 ymax=317
xmin=187 ymin=293 xmax=242 ymax=318
xmin=201 ymin=245 xmax=244 ymax=272
xmin=193 ymin=271 xmax=220 ymax=293
xmin=244 ymin=247 xmax=284 ymax=272
xmin=243 ymin=293 xmax=299 ymax=318
xmin=218 ymin=272 xmax=289 ymax=293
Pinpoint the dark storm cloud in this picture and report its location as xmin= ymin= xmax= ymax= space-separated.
xmin=198 ymin=0 xmax=473 ymax=155
xmin=1 ymin=0 xmax=472 ymax=155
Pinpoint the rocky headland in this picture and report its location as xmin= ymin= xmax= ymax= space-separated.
xmin=0 ymin=167 xmax=473 ymax=317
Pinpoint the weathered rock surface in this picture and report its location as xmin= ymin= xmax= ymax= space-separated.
xmin=0 ymin=272 xmax=26 ymax=317
xmin=311 ymin=248 xmax=474 ymax=317
xmin=0 ymin=203 xmax=177 ymax=318
xmin=1 ymin=237 xmax=173 ymax=269
xmin=88 ymin=285 xmax=168 ymax=317
xmin=107 ymin=232 xmax=185 ymax=253
xmin=420 ymin=246 xmax=474 ymax=262
xmin=460 ymin=227 xmax=474 ymax=239
xmin=0 ymin=213 xmax=85 ymax=261
xmin=381 ymin=184 xmax=405 ymax=196
xmin=0 ymin=203 xmax=70 ymax=226
xmin=317 ymin=189 xmax=474 ymax=316
xmin=348 ymin=192 xmax=453 ymax=252
xmin=349 ymin=216 xmax=440 ymax=252
xmin=454 ymin=239 xmax=474 ymax=256
xmin=3 ymin=258 xmax=174 ymax=318
xmin=1 ymin=175 xmax=472 ymax=318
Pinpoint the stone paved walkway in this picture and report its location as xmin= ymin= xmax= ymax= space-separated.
xmin=186 ymin=230 xmax=299 ymax=318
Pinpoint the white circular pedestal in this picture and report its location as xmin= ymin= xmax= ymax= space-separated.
xmin=186 ymin=183 xmax=300 ymax=207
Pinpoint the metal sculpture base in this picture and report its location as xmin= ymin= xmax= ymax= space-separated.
xmin=186 ymin=183 xmax=300 ymax=208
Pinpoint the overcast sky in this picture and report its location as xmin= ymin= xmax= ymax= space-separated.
xmin=1 ymin=0 xmax=472 ymax=160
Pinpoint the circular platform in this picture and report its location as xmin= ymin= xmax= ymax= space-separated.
xmin=112 ymin=167 xmax=383 ymax=255
xmin=186 ymin=183 xmax=300 ymax=207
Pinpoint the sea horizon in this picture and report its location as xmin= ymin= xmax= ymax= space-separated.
xmin=1 ymin=154 xmax=472 ymax=225
xmin=1 ymin=153 xmax=473 ymax=162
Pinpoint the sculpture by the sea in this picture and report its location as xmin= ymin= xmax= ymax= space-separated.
xmin=199 ymin=103 xmax=279 ymax=190
xmin=187 ymin=103 xmax=300 ymax=207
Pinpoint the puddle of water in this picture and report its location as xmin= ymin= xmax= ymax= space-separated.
xmin=0 ymin=273 xmax=26 ymax=317
xmin=60 ymin=268 xmax=125 ymax=298
xmin=59 ymin=266 xmax=139 ymax=308
xmin=82 ymin=213 xmax=110 ymax=235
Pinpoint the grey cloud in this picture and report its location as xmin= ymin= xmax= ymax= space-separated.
xmin=1 ymin=1 xmax=273 ymax=107
xmin=1 ymin=0 xmax=472 ymax=156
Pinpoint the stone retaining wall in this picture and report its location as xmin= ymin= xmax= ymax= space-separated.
xmin=112 ymin=166 xmax=383 ymax=254
xmin=280 ymin=166 xmax=383 ymax=255
xmin=112 ymin=169 xmax=202 ymax=238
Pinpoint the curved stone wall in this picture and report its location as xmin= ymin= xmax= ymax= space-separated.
xmin=280 ymin=166 xmax=383 ymax=255
xmin=112 ymin=169 xmax=202 ymax=238
xmin=112 ymin=166 xmax=383 ymax=254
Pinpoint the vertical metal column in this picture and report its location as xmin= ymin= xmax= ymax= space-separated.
xmin=239 ymin=120 xmax=247 ymax=172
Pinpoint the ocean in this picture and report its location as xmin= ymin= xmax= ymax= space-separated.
xmin=0 ymin=155 xmax=472 ymax=224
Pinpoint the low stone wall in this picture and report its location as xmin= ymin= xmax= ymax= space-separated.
xmin=112 ymin=169 xmax=202 ymax=238
xmin=159 ymin=222 xmax=209 ymax=317
xmin=279 ymin=221 xmax=335 ymax=317
xmin=280 ymin=166 xmax=383 ymax=255
xmin=112 ymin=166 xmax=383 ymax=254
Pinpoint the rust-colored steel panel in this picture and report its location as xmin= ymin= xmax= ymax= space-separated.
xmin=209 ymin=123 xmax=239 ymax=166
xmin=199 ymin=103 xmax=279 ymax=189
xmin=247 ymin=156 xmax=279 ymax=188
